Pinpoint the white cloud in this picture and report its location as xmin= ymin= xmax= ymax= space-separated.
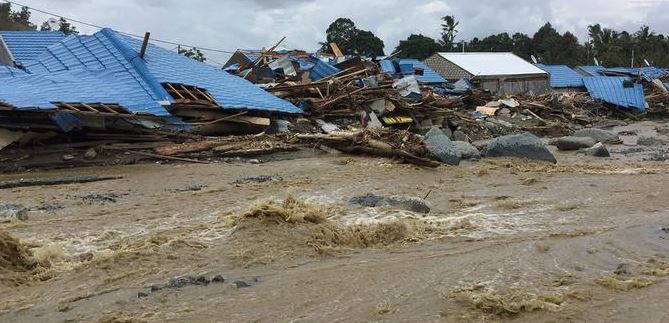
xmin=18 ymin=0 xmax=669 ymax=64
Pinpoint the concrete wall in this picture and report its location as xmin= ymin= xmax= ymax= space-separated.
xmin=0 ymin=36 xmax=14 ymax=66
xmin=478 ymin=76 xmax=550 ymax=95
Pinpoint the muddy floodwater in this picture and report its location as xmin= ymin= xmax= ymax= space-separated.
xmin=2 ymin=122 xmax=669 ymax=323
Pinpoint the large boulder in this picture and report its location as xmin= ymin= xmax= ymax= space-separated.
xmin=555 ymin=136 xmax=597 ymax=151
xmin=424 ymin=127 xmax=461 ymax=166
xmin=573 ymin=128 xmax=621 ymax=144
xmin=454 ymin=141 xmax=482 ymax=160
xmin=578 ymin=143 xmax=611 ymax=157
xmin=0 ymin=204 xmax=28 ymax=222
xmin=377 ymin=196 xmax=431 ymax=214
xmin=485 ymin=132 xmax=557 ymax=163
xmin=350 ymin=194 xmax=431 ymax=214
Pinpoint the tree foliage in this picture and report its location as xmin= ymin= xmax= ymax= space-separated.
xmin=440 ymin=15 xmax=459 ymax=50
xmin=178 ymin=47 xmax=206 ymax=62
xmin=39 ymin=18 xmax=77 ymax=35
xmin=394 ymin=34 xmax=441 ymax=60
xmin=321 ymin=18 xmax=384 ymax=57
xmin=0 ymin=4 xmax=36 ymax=31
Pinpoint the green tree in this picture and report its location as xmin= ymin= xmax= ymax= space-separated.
xmin=394 ymin=34 xmax=441 ymax=60
xmin=178 ymin=47 xmax=206 ymax=62
xmin=439 ymin=15 xmax=459 ymax=50
xmin=320 ymin=18 xmax=384 ymax=57
xmin=39 ymin=18 xmax=77 ymax=35
xmin=0 ymin=3 xmax=36 ymax=30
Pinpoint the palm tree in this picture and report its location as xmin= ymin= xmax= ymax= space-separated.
xmin=440 ymin=15 xmax=459 ymax=50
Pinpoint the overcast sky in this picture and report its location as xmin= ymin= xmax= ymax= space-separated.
xmin=19 ymin=0 xmax=669 ymax=65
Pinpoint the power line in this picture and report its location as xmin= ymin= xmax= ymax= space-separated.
xmin=3 ymin=0 xmax=238 ymax=54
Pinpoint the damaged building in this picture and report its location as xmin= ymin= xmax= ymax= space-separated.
xmin=424 ymin=52 xmax=550 ymax=95
xmin=0 ymin=29 xmax=301 ymax=138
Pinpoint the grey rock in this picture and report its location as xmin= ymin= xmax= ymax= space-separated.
xmin=472 ymin=140 xmax=491 ymax=155
xmin=453 ymin=130 xmax=468 ymax=142
xmin=316 ymin=119 xmax=339 ymax=134
xmin=350 ymin=193 xmax=384 ymax=207
xmin=62 ymin=154 xmax=76 ymax=161
xmin=377 ymin=195 xmax=431 ymax=214
xmin=0 ymin=204 xmax=28 ymax=222
xmin=555 ymin=136 xmax=597 ymax=151
xmin=424 ymin=127 xmax=461 ymax=166
xmin=578 ymin=143 xmax=610 ymax=158
xmin=485 ymin=132 xmax=557 ymax=163
xmin=498 ymin=108 xmax=512 ymax=117
xmin=137 ymin=290 xmax=150 ymax=298
xmin=494 ymin=119 xmax=515 ymax=129
xmin=234 ymin=280 xmax=251 ymax=288
xmin=454 ymin=141 xmax=481 ymax=160
xmin=212 ymin=275 xmax=225 ymax=283
xmin=573 ymin=128 xmax=621 ymax=144
xmin=84 ymin=148 xmax=98 ymax=160
xmin=274 ymin=120 xmax=292 ymax=133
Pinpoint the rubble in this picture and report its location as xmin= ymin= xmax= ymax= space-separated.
xmin=0 ymin=29 xmax=667 ymax=171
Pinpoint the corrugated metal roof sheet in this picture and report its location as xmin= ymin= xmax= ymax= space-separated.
xmin=583 ymin=76 xmax=646 ymax=111
xmin=0 ymin=68 xmax=167 ymax=114
xmin=308 ymin=57 xmax=339 ymax=81
xmin=398 ymin=59 xmax=446 ymax=84
xmin=379 ymin=60 xmax=396 ymax=74
xmin=114 ymin=31 xmax=301 ymax=114
xmin=0 ymin=31 xmax=66 ymax=64
xmin=536 ymin=64 xmax=585 ymax=88
xmin=379 ymin=59 xmax=446 ymax=84
xmin=0 ymin=65 xmax=27 ymax=78
xmin=577 ymin=66 xmax=606 ymax=76
xmin=437 ymin=52 xmax=547 ymax=77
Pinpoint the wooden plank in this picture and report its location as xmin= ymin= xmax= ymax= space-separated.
xmin=99 ymin=104 xmax=120 ymax=114
xmin=80 ymin=103 xmax=101 ymax=113
xmin=329 ymin=42 xmax=344 ymax=57
xmin=165 ymin=83 xmax=185 ymax=99
xmin=179 ymin=85 xmax=200 ymax=101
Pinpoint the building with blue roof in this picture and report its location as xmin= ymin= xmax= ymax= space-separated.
xmin=0 ymin=31 xmax=66 ymax=65
xmin=583 ymin=76 xmax=647 ymax=111
xmin=0 ymin=28 xmax=301 ymax=124
xmin=536 ymin=64 xmax=585 ymax=89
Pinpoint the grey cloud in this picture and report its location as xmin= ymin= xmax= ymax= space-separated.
xmin=21 ymin=0 xmax=669 ymax=63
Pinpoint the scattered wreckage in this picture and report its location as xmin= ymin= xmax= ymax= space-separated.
xmin=1 ymin=29 xmax=668 ymax=171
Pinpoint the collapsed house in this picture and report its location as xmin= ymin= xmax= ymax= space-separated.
xmin=536 ymin=64 xmax=586 ymax=92
xmin=423 ymin=52 xmax=550 ymax=95
xmin=0 ymin=29 xmax=301 ymax=140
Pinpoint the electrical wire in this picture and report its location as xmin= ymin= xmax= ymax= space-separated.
xmin=3 ymin=0 xmax=238 ymax=54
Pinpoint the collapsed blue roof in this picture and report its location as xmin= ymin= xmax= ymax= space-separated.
xmin=583 ymin=76 xmax=646 ymax=111
xmin=0 ymin=28 xmax=300 ymax=116
xmin=536 ymin=64 xmax=585 ymax=88
xmin=380 ymin=59 xmax=446 ymax=84
xmin=577 ymin=66 xmax=606 ymax=76
xmin=0 ymin=31 xmax=66 ymax=65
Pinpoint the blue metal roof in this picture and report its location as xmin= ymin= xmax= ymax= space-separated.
xmin=0 ymin=65 xmax=27 ymax=78
xmin=0 ymin=68 xmax=166 ymax=114
xmin=114 ymin=32 xmax=300 ymax=114
xmin=379 ymin=60 xmax=396 ymax=74
xmin=308 ymin=56 xmax=339 ymax=81
xmin=536 ymin=64 xmax=585 ymax=88
xmin=583 ymin=76 xmax=646 ymax=111
xmin=0 ymin=29 xmax=301 ymax=116
xmin=0 ymin=31 xmax=66 ymax=64
xmin=577 ymin=66 xmax=606 ymax=76
xmin=379 ymin=59 xmax=446 ymax=84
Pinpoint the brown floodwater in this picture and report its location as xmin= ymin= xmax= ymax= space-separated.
xmin=1 ymin=122 xmax=669 ymax=323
